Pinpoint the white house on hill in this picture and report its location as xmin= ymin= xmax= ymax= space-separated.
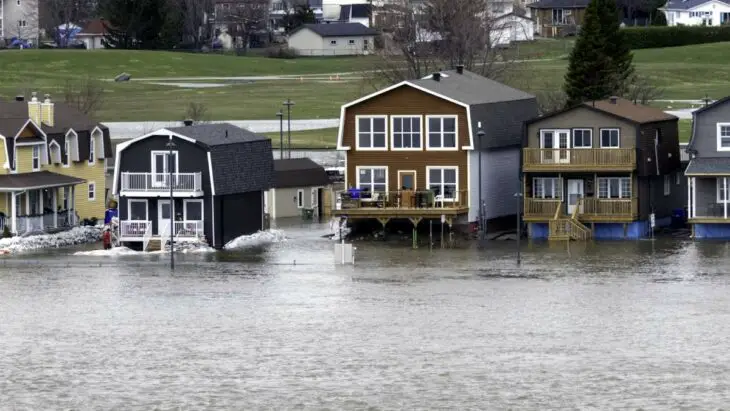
xmin=660 ymin=0 xmax=730 ymax=25
xmin=287 ymin=22 xmax=378 ymax=56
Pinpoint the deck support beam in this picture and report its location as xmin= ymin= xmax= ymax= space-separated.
xmin=409 ymin=217 xmax=422 ymax=249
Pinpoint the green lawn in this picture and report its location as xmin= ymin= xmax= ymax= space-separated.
xmin=679 ymin=119 xmax=692 ymax=143
xmin=263 ymin=127 xmax=338 ymax=149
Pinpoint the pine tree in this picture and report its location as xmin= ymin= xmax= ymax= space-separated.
xmin=563 ymin=0 xmax=634 ymax=106
xmin=100 ymin=0 xmax=177 ymax=49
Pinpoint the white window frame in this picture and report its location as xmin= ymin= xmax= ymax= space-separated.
xmin=88 ymin=136 xmax=95 ymax=165
xmin=532 ymin=177 xmax=563 ymax=200
xmin=717 ymin=123 xmax=730 ymax=151
xmin=330 ymin=40 xmax=337 ymax=46
xmin=296 ymin=189 xmax=304 ymax=208
xmin=572 ymin=128 xmax=592 ymax=148
xmin=49 ymin=140 xmax=61 ymax=164
xmin=31 ymin=145 xmax=40 ymax=171
xmin=355 ymin=115 xmax=388 ymax=151
xmin=355 ymin=166 xmax=388 ymax=194
xmin=717 ymin=178 xmax=730 ymax=203
xmin=151 ymin=150 xmax=179 ymax=175
xmin=664 ymin=175 xmax=670 ymax=196
xmin=425 ymin=115 xmax=459 ymax=151
xmin=390 ymin=115 xmax=423 ymax=151
xmin=183 ymin=198 xmax=204 ymax=221
xmin=88 ymin=181 xmax=96 ymax=201
xmin=426 ymin=166 xmax=459 ymax=202
xmin=127 ymin=199 xmax=149 ymax=220
xmin=597 ymin=177 xmax=631 ymax=199
xmin=600 ymin=128 xmax=620 ymax=148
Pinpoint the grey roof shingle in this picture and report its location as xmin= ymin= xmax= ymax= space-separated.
xmin=209 ymin=136 xmax=275 ymax=195
xmin=528 ymin=0 xmax=590 ymax=8
xmin=167 ymin=123 xmax=268 ymax=147
xmin=408 ymin=69 xmax=534 ymax=105
xmin=0 ymin=170 xmax=85 ymax=190
xmin=662 ymin=0 xmax=729 ymax=10
xmin=274 ymin=158 xmax=330 ymax=188
xmin=293 ymin=23 xmax=378 ymax=37
xmin=685 ymin=157 xmax=730 ymax=175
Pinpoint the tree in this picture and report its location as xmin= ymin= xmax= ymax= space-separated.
xmin=63 ymin=76 xmax=105 ymax=118
xmin=42 ymin=0 xmax=97 ymax=46
xmin=217 ymin=0 xmax=269 ymax=51
xmin=563 ymin=0 xmax=634 ymax=105
xmin=99 ymin=0 xmax=181 ymax=49
xmin=281 ymin=1 xmax=316 ymax=33
xmin=184 ymin=102 xmax=210 ymax=122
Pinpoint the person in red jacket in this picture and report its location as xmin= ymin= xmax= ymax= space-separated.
xmin=102 ymin=228 xmax=112 ymax=250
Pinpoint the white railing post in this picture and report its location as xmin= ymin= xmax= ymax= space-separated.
xmin=121 ymin=172 xmax=202 ymax=193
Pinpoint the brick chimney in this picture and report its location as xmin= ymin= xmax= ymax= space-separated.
xmin=432 ymin=72 xmax=441 ymax=81
xmin=41 ymin=94 xmax=54 ymax=127
xmin=27 ymin=92 xmax=41 ymax=125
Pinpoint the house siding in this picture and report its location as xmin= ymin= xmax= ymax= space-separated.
xmin=480 ymin=147 xmax=521 ymax=220
xmin=690 ymin=103 xmax=730 ymax=157
xmin=526 ymin=106 xmax=637 ymax=149
xmin=637 ymin=120 xmax=681 ymax=177
xmin=288 ymin=28 xmax=374 ymax=56
xmin=217 ymin=191 xmax=264 ymax=246
xmin=343 ymin=85 xmax=469 ymax=203
xmin=48 ymin=159 xmax=107 ymax=220
xmin=272 ymin=186 xmax=315 ymax=219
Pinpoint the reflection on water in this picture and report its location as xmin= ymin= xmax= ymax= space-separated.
xmin=1 ymin=222 xmax=730 ymax=409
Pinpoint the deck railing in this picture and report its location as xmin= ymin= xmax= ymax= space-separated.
xmin=336 ymin=190 xmax=469 ymax=210
xmin=523 ymin=148 xmax=636 ymax=169
xmin=524 ymin=198 xmax=562 ymax=218
xmin=580 ymin=198 xmax=638 ymax=218
xmin=173 ymin=220 xmax=204 ymax=238
xmin=142 ymin=222 xmax=153 ymax=251
xmin=121 ymin=220 xmax=150 ymax=238
xmin=121 ymin=172 xmax=203 ymax=193
xmin=11 ymin=210 xmax=77 ymax=235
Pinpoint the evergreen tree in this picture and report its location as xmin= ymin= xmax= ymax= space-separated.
xmin=100 ymin=0 xmax=179 ymax=49
xmin=563 ymin=0 xmax=634 ymax=105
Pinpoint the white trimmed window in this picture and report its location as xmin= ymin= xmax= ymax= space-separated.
xmin=356 ymin=116 xmax=387 ymax=150
xmin=297 ymin=189 xmax=304 ymax=208
xmin=427 ymin=166 xmax=458 ymax=201
xmin=391 ymin=116 xmax=422 ymax=150
xmin=88 ymin=182 xmax=96 ymax=201
xmin=598 ymin=177 xmax=631 ymax=198
xmin=88 ymin=137 xmax=95 ymax=164
xmin=31 ymin=145 xmax=40 ymax=171
xmin=49 ymin=142 xmax=61 ymax=164
xmin=533 ymin=177 xmax=562 ymax=199
xmin=664 ymin=175 xmax=670 ymax=196
xmin=426 ymin=115 xmax=457 ymax=150
xmin=600 ymin=129 xmax=620 ymax=148
xmin=572 ymin=129 xmax=592 ymax=148
xmin=717 ymin=123 xmax=730 ymax=151
xmin=717 ymin=178 xmax=730 ymax=203
xmin=357 ymin=167 xmax=387 ymax=193
xmin=63 ymin=139 xmax=71 ymax=166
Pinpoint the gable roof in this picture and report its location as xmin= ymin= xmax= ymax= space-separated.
xmin=527 ymin=97 xmax=677 ymax=125
xmin=78 ymin=19 xmax=109 ymax=35
xmin=528 ymin=0 xmax=590 ymax=8
xmin=167 ymin=123 xmax=268 ymax=147
xmin=291 ymin=23 xmax=378 ymax=37
xmin=661 ymin=0 xmax=730 ymax=10
xmin=686 ymin=96 xmax=730 ymax=151
xmin=274 ymin=158 xmax=330 ymax=188
xmin=685 ymin=157 xmax=730 ymax=175
xmin=408 ymin=69 xmax=534 ymax=106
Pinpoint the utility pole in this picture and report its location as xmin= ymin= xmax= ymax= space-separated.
xmin=167 ymin=135 xmax=176 ymax=270
xmin=283 ymin=99 xmax=295 ymax=159
xmin=276 ymin=110 xmax=284 ymax=159
xmin=514 ymin=182 xmax=523 ymax=266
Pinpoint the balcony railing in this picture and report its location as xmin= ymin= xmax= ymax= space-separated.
xmin=524 ymin=198 xmax=562 ymax=218
xmin=524 ymin=197 xmax=638 ymax=219
xmin=523 ymin=148 xmax=636 ymax=170
xmin=336 ymin=190 xmax=469 ymax=211
xmin=120 ymin=220 xmax=204 ymax=240
xmin=173 ymin=220 xmax=204 ymax=238
xmin=121 ymin=172 xmax=203 ymax=194
xmin=121 ymin=220 xmax=150 ymax=237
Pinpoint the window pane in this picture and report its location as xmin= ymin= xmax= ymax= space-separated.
xmin=609 ymin=179 xmax=619 ymax=198
xmin=186 ymin=201 xmax=202 ymax=220
xmin=620 ymin=178 xmax=631 ymax=198
xmin=130 ymin=202 xmax=146 ymax=220
xmin=373 ymin=132 xmax=386 ymax=147
xmin=360 ymin=169 xmax=372 ymax=183
xmin=373 ymin=183 xmax=386 ymax=192
xmin=444 ymin=132 xmax=456 ymax=147
xmin=542 ymin=132 xmax=553 ymax=148
xmin=373 ymin=118 xmax=385 ymax=132
xmin=429 ymin=169 xmax=441 ymax=184
xmin=401 ymin=119 xmax=410 ymax=132
xmin=443 ymin=118 xmax=456 ymax=132
xmin=534 ymin=178 xmax=544 ymax=198
xmin=358 ymin=132 xmax=371 ymax=147
xmin=393 ymin=119 xmax=402 ymax=133
xmin=428 ymin=118 xmax=441 ymax=132
xmin=429 ymin=133 xmax=441 ymax=147
xmin=373 ymin=169 xmax=386 ymax=183
xmin=359 ymin=118 xmax=371 ymax=132
xmin=598 ymin=178 xmax=608 ymax=198
xmin=412 ymin=118 xmax=420 ymax=132
xmin=444 ymin=169 xmax=456 ymax=183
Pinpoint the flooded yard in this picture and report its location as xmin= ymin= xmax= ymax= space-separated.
xmin=1 ymin=222 xmax=729 ymax=409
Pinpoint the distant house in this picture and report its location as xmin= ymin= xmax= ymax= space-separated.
xmin=113 ymin=123 xmax=274 ymax=250
xmin=266 ymin=158 xmax=331 ymax=219
xmin=338 ymin=3 xmax=372 ymax=26
xmin=528 ymin=0 xmax=589 ymax=37
xmin=491 ymin=12 xmax=535 ymax=46
xmin=660 ymin=0 xmax=730 ymax=26
xmin=76 ymin=19 xmax=108 ymax=49
xmin=287 ymin=23 xmax=378 ymax=56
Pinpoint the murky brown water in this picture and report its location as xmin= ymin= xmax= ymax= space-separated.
xmin=1 ymin=222 xmax=729 ymax=409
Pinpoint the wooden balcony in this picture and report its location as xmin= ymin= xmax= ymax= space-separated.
xmin=332 ymin=189 xmax=469 ymax=222
xmin=523 ymin=198 xmax=561 ymax=221
xmin=524 ymin=197 xmax=638 ymax=222
xmin=523 ymin=148 xmax=636 ymax=172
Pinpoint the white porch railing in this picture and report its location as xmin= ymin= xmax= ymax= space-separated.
xmin=142 ymin=222 xmax=153 ymax=251
xmin=173 ymin=220 xmax=204 ymax=238
xmin=12 ymin=210 xmax=78 ymax=235
xmin=120 ymin=220 xmax=150 ymax=238
xmin=121 ymin=172 xmax=203 ymax=193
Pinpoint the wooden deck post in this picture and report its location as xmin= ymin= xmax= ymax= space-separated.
xmin=39 ymin=189 xmax=43 ymax=230
xmin=409 ymin=217 xmax=422 ymax=249
xmin=10 ymin=192 xmax=16 ymax=234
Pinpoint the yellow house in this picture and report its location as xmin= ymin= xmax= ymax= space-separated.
xmin=0 ymin=93 xmax=111 ymax=234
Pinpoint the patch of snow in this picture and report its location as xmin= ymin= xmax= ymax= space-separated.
xmin=223 ymin=229 xmax=286 ymax=250
xmin=148 ymin=82 xmax=230 ymax=88
xmin=0 ymin=226 xmax=101 ymax=254
xmin=74 ymin=246 xmax=139 ymax=256
xmin=161 ymin=240 xmax=216 ymax=254
xmin=329 ymin=217 xmax=351 ymax=241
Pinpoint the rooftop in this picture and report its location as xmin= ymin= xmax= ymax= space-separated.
xmin=167 ymin=123 xmax=269 ymax=146
xmin=527 ymin=0 xmax=590 ymax=8
xmin=408 ymin=69 xmax=535 ymax=105
xmin=661 ymin=0 xmax=729 ymax=10
xmin=584 ymin=97 xmax=677 ymax=124
xmin=273 ymin=158 xmax=329 ymax=188
xmin=292 ymin=23 xmax=378 ymax=37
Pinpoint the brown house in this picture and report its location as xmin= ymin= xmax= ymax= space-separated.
xmin=333 ymin=67 xmax=538 ymax=236
xmin=522 ymin=96 xmax=683 ymax=240
xmin=528 ymin=0 xmax=589 ymax=38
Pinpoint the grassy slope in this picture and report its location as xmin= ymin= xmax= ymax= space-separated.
xmin=679 ymin=119 xmax=692 ymax=143
xmin=263 ymin=127 xmax=338 ymax=149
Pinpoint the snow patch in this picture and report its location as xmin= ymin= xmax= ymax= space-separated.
xmin=0 ymin=226 xmax=101 ymax=254
xmin=74 ymin=246 xmax=139 ymax=256
xmin=223 ymin=230 xmax=286 ymax=250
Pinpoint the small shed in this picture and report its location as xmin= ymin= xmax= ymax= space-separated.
xmin=287 ymin=23 xmax=378 ymax=56
xmin=76 ymin=19 xmax=108 ymax=49
xmin=267 ymin=158 xmax=330 ymax=219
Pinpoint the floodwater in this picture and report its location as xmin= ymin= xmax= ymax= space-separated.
xmin=2 ymin=222 xmax=730 ymax=409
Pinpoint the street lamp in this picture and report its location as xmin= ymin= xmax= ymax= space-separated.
xmin=477 ymin=129 xmax=485 ymax=242
xmin=283 ymin=99 xmax=295 ymax=159
xmin=167 ymin=135 xmax=176 ymax=270
xmin=276 ymin=110 xmax=284 ymax=159
xmin=514 ymin=180 xmax=523 ymax=266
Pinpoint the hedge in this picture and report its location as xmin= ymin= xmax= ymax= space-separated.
xmin=622 ymin=26 xmax=730 ymax=49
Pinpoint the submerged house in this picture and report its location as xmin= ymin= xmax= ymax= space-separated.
xmin=112 ymin=123 xmax=274 ymax=250
xmin=0 ymin=94 xmax=112 ymax=235
xmin=685 ymin=96 xmax=730 ymax=238
xmin=333 ymin=66 xmax=538 ymax=233
xmin=522 ymin=97 xmax=683 ymax=240
xmin=267 ymin=158 xmax=331 ymax=220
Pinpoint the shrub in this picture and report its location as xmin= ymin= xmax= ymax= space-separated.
xmin=265 ymin=46 xmax=299 ymax=59
xmin=622 ymin=26 xmax=730 ymax=49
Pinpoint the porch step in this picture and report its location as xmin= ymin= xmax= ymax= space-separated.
xmin=548 ymin=218 xmax=592 ymax=241
xmin=145 ymin=239 xmax=161 ymax=252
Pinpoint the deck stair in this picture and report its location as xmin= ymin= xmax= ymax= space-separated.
xmin=548 ymin=201 xmax=592 ymax=241
xmin=145 ymin=239 xmax=162 ymax=252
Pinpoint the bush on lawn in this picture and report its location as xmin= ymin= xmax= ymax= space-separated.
xmin=623 ymin=25 xmax=730 ymax=49
xmin=265 ymin=47 xmax=299 ymax=59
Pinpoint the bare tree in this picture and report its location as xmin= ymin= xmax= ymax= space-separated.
xmin=180 ymin=0 xmax=213 ymax=47
xmin=42 ymin=0 xmax=96 ymax=46
xmin=623 ymin=74 xmax=664 ymax=105
xmin=184 ymin=102 xmax=211 ymax=122
xmin=63 ymin=76 xmax=105 ymax=118
xmin=216 ymin=0 xmax=270 ymax=51
xmin=364 ymin=0 xmax=518 ymax=89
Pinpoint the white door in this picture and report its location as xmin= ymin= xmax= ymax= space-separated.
xmin=158 ymin=200 xmax=174 ymax=235
xmin=152 ymin=152 xmax=177 ymax=187
xmin=567 ymin=179 xmax=584 ymax=216
xmin=540 ymin=130 xmax=570 ymax=163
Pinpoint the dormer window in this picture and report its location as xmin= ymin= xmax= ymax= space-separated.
xmin=89 ymin=137 xmax=95 ymax=164
xmin=717 ymin=123 xmax=730 ymax=151
xmin=32 ymin=146 xmax=40 ymax=171
xmin=64 ymin=139 xmax=71 ymax=166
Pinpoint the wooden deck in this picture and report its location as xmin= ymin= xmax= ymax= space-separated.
xmin=524 ymin=198 xmax=638 ymax=223
xmin=332 ymin=190 xmax=469 ymax=225
xmin=523 ymin=148 xmax=636 ymax=172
